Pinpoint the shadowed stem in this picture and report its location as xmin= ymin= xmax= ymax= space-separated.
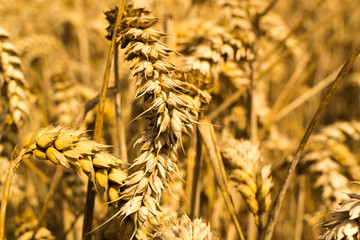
xmin=260 ymin=42 xmax=360 ymax=240
xmin=247 ymin=61 xmax=259 ymax=240
xmin=114 ymin=44 xmax=128 ymax=163
xmin=82 ymin=1 xmax=126 ymax=239
xmin=199 ymin=121 xmax=246 ymax=240
xmin=0 ymin=148 xmax=27 ymax=240
xmin=190 ymin=127 xmax=203 ymax=219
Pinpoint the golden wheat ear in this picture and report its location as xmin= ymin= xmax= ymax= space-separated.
xmin=220 ymin=137 xmax=273 ymax=228
xmin=302 ymin=121 xmax=360 ymax=208
xmin=0 ymin=27 xmax=31 ymax=146
xmin=105 ymin=3 xmax=201 ymax=236
xmin=152 ymin=214 xmax=213 ymax=240
xmin=21 ymin=125 xmax=127 ymax=203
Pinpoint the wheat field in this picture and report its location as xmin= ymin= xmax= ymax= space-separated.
xmin=0 ymin=0 xmax=360 ymax=239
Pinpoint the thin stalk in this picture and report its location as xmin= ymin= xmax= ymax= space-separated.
xmin=199 ymin=121 xmax=246 ymax=240
xmin=208 ymin=86 xmax=247 ymax=121
xmin=247 ymin=62 xmax=258 ymax=240
xmin=189 ymin=127 xmax=203 ymax=219
xmin=82 ymin=1 xmax=126 ymax=239
xmin=249 ymin=62 xmax=257 ymax=143
xmin=270 ymin=65 xmax=340 ymax=124
xmin=260 ymin=42 xmax=360 ymax=240
xmin=270 ymin=56 xmax=310 ymax=115
xmin=0 ymin=148 xmax=27 ymax=240
xmin=257 ymin=0 xmax=278 ymax=18
xmin=72 ymin=87 xmax=118 ymax=128
xmin=114 ymin=44 xmax=128 ymax=163
xmin=31 ymin=166 xmax=64 ymax=240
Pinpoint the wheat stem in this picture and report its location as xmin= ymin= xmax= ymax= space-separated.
xmin=261 ymin=42 xmax=360 ymax=240
xmin=0 ymin=148 xmax=27 ymax=240
xmin=247 ymin=61 xmax=259 ymax=240
xmin=82 ymin=1 xmax=126 ymax=239
xmin=114 ymin=44 xmax=128 ymax=163
xmin=199 ymin=120 xmax=246 ymax=240
xmin=190 ymin=127 xmax=203 ymax=219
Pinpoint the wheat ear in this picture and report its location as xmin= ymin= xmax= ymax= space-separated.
xmin=22 ymin=125 xmax=127 ymax=203
xmin=105 ymin=3 xmax=200 ymax=232
xmin=0 ymin=27 xmax=31 ymax=134
xmin=152 ymin=214 xmax=212 ymax=240
xmin=221 ymin=138 xmax=273 ymax=229
xmin=302 ymin=121 xmax=360 ymax=206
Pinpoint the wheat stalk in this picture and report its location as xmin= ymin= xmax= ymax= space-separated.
xmin=104 ymin=3 xmax=202 ymax=234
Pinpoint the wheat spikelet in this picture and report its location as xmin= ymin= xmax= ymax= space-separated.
xmin=20 ymin=125 xmax=127 ymax=203
xmin=105 ymin=3 xmax=201 ymax=233
xmin=220 ymin=137 xmax=273 ymax=227
xmin=152 ymin=214 xmax=212 ymax=240
xmin=318 ymin=192 xmax=360 ymax=240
